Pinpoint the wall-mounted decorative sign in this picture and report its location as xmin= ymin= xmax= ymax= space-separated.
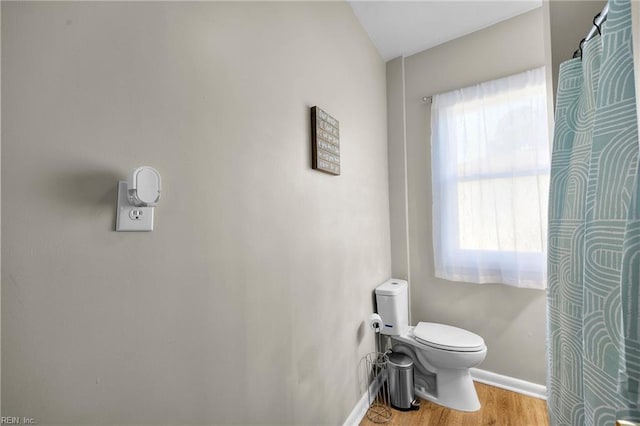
xmin=311 ymin=106 xmax=340 ymax=175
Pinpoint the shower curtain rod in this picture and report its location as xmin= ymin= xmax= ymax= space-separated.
xmin=586 ymin=3 xmax=609 ymax=42
xmin=574 ymin=3 xmax=609 ymax=58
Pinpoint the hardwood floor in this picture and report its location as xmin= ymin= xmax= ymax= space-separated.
xmin=359 ymin=382 xmax=549 ymax=426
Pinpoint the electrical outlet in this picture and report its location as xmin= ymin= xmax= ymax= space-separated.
xmin=129 ymin=209 xmax=144 ymax=220
xmin=116 ymin=181 xmax=154 ymax=231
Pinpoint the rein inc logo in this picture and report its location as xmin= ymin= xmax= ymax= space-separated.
xmin=1 ymin=418 xmax=35 ymax=425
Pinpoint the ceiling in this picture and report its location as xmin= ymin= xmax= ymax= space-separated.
xmin=349 ymin=1 xmax=542 ymax=61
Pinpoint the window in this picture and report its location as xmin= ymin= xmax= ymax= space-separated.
xmin=430 ymin=67 xmax=550 ymax=289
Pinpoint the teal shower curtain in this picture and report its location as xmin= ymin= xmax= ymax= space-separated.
xmin=548 ymin=0 xmax=640 ymax=424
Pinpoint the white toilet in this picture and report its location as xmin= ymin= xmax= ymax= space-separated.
xmin=375 ymin=279 xmax=487 ymax=412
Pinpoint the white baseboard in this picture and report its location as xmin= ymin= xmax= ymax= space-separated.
xmin=343 ymin=371 xmax=386 ymax=426
xmin=343 ymin=388 xmax=370 ymax=426
xmin=471 ymin=368 xmax=547 ymax=400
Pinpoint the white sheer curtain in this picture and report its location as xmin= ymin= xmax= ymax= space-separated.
xmin=431 ymin=67 xmax=550 ymax=289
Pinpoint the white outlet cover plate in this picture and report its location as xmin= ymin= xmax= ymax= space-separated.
xmin=116 ymin=181 xmax=154 ymax=231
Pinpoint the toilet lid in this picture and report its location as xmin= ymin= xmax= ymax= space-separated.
xmin=413 ymin=322 xmax=485 ymax=352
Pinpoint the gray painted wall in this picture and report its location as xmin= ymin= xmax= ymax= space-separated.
xmin=1 ymin=2 xmax=390 ymax=424
xmin=388 ymin=9 xmax=549 ymax=385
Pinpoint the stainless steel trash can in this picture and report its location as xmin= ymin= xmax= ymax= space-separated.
xmin=387 ymin=352 xmax=420 ymax=411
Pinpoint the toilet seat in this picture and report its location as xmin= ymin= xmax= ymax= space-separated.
xmin=413 ymin=322 xmax=485 ymax=352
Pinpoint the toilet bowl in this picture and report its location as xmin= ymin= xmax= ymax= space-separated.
xmin=391 ymin=323 xmax=487 ymax=412
xmin=374 ymin=279 xmax=487 ymax=412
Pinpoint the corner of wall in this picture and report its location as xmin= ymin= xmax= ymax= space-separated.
xmin=1 ymin=0 xmax=4 ymax=416
xmin=386 ymin=56 xmax=411 ymax=283
xmin=542 ymin=1 xmax=556 ymax=147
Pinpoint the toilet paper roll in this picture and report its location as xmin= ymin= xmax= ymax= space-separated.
xmin=369 ymin=313 xmax=383 ymax=331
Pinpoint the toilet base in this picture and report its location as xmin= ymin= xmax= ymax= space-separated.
xmin=415 ymin=369 xmax=480 ymax=412
xmin=389 ymin=328 xmax=486 ymax=413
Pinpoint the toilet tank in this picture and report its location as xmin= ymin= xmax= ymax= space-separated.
xmin=375 ymin=279 xmax=408 ymax=335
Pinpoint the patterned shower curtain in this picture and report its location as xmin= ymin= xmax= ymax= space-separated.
xmin=547 ymin=0 xmax=640 ymax=424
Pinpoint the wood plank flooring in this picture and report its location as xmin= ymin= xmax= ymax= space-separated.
xmin=360 ymin=382 xmax=549 ymax=426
